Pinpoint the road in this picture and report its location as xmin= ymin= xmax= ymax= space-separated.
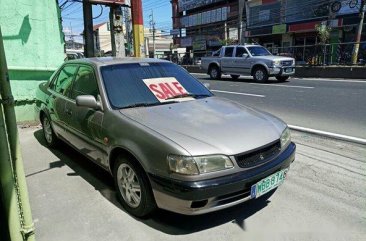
xmin=192 ymin=74 xmax=366 ymax=140
xmin=20 ymin=126 xmax=366 ymax=241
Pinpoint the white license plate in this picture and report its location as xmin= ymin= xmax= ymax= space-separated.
xmin=251 ymin=169 xmax=288 ymax=199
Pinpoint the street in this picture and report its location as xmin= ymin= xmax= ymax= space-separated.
xmin=192 ymin=74 xmax=366 ymax=140
xmin=21 ymin=126 xmax=366 ymax=241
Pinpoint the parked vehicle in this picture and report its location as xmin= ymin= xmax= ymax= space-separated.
xmin=36 ymin=58 xmax=296 ymax=217
xmin=201 ymin=45 xmax=296 ymax=82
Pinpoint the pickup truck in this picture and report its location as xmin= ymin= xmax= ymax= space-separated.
xmin=201 ymin=45 xmax=296 ymax=82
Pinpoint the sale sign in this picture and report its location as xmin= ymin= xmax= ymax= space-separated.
xmin=143 ymin=77 xmax=193 ymax=103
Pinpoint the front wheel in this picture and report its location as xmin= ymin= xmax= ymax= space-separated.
xmin=276 ymin=76 xmax=290 ymax=82
xmin=113 ymin=156 xmax=156 ymax=217
xmin=253 ymin=67 xmax=269 ymax=83
xmin=209 ymin=65 xmax=221 ymax=80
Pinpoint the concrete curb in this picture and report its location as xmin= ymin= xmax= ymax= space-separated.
xmin=288 ymin=125 xmax=366 ymax=145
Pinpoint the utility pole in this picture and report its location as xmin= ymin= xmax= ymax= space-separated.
xmin=352 ymin=0 xmax=366 ymax=64
xmin=83 ymin=0 xmax=95 ymax=57
xmin=150 ymin=10 xmax=156 ymax=58
xmin=131 ymin=0 xmax=145 ymax=57
xmin=113 ymin=6 xmax=126 ymax=57
xmin=0 ymin=27 xmax=35 ymax=241
xmin=109 ymin=6 xmax=117 ymax=56
xmin=238 ymin=0 xmax=247 ymax=44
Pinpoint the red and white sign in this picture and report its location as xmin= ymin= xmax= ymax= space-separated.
xmin=89 ymin=0 xmax=128 ymax=6
xmin=143 ymin=77 xmax=192 ymax=103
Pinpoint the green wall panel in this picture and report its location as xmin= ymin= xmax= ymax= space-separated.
xmin=0 ymin=0 xmax=64 ymax=122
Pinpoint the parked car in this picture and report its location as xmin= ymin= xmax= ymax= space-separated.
xmin=201 ymin=45 xmax=296 ymax=82
xmin=35 ymin=58 xmax=296 ymax=217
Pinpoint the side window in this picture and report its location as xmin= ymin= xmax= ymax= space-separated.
xmin=224 ymin=47 xmax=234 ymax=57
xmin=71 ymin=66 xmax=99 ymax=100
xmin=52 ymin=65 xmax=78 ymax=96
xmin=235 ymin=47 xmax=248 ymax=57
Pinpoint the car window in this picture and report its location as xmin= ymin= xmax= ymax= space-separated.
xmin=52 ymin=65 xmax=78 ymax=96
xmin=247 ymin=46 xmax=272 ymax=56
xmin=236 ymin=47 xmax=248 ymax=57
xmin=224 ymin=47 xmax=234 ymax=57
xmin=71 ymin=66 xmax=99 ymax=100
xmin=101 ymin=63 xmax=213 ymax=109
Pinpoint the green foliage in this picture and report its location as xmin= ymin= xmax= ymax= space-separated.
xmin=315 ymin=24 xmax=332 ymax=44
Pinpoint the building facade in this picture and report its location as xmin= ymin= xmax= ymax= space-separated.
xmin=0 ymin=0 xmax=65 ymax=121
xmin=172 ymin=0 xmax=242 ymax=57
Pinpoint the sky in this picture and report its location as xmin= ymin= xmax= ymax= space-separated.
xmin=61 ymin=0 xmax=172 ymax=42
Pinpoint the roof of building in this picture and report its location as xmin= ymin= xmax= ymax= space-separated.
xmin=93 ymin=22 xmax=107 ymax=31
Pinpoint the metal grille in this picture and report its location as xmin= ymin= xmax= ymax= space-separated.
xmin=235 ymin=141 xmax=281 ymax=168
xmin=281 ymin=60 xmax=293 ymax=66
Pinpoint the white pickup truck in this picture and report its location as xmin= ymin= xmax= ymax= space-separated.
xmin=201 ymin=45 xmax=296 ymax=82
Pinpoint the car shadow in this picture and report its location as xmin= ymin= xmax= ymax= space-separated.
xmin=33 ymin=129 xmax=271 ymax=235
xmin=200 ymin=76 xmax=290 ymax=84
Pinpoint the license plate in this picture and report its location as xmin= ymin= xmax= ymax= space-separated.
xmin=285 ymin=68 xmax=293 ymax=73
xmin=251 ymin=169 xmax=288 ymax=199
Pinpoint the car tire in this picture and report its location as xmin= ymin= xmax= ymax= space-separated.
xmin=41 ymin=115 xmax=58 ymax=148
xmin=209 ymin=65 xmax=221 ymax=80
xmin=275 ymin=76 xmax=290 ymax=82
xmin=231 ymin=75 xmax=240 ymax=80
xmin=113 ymin=156 xmax=156 ymax=218
xmin=253 ymin=67 xmax=269 ymax=83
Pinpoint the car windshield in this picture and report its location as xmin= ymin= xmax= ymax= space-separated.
xmin=247 ymin=46 xmax=272 ymax=56
xmin=101 ymin=62 xmax=213 ymax=109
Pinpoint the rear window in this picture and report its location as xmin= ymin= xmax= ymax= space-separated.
xmin=101 ymin=63 xmax=212 ymax=109
xmin=224 ymin=47 xmax=234 ymax=57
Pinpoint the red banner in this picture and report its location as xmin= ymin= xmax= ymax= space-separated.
xmin=89 ymin=0 xmax=128 ymax=6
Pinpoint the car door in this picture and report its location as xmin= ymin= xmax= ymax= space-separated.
xmin=233 ymin=47 xmax=251 ymax=75
xmin=47 ymin=64 xmax=78 ymax=139
xmin=221 ymin=47 xmax=235 ymax=73
xmin=64 ymin=65 xmax=108 ymax=168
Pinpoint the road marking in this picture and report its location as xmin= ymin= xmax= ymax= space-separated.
xmin=212 ymin=90 xmax=265 ymax=98
xmin=292 ymin=78 xmax=366 ymax=83
xmin=288 ymin=125 xmax=366 ymax=145
xmin=247 ymin=83 xmax=314 ymax=89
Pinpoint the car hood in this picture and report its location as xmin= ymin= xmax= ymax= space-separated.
xmin=252 ymin=56 xmax=294 ymax=61
xmin=120 ymin=97 xmax=286 ymax=156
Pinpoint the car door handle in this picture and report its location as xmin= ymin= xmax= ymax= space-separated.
xmin=65 ymin=108 xmax=72 ymax=116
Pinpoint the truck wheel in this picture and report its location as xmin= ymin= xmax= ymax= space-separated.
xmin=113 ymin=155 xmax=156 ymax=218
xmin=276 ymin=76 xmax=290 ymax=82
xmin=209 ymin=66 xmax=221 ymax=80
xmin=253 ymin=67 xmax=269 ymax=83
xmin=231 ymin=75 xmax=240 ymax=80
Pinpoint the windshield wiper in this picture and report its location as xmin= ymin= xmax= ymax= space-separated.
xmin=121 ymin=101 xmax=178 ymax=109
xmin=166 ymin=93 xmax=211 ymax=100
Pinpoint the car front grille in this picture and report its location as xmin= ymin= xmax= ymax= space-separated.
xmin=235 ymin=140 xmax=281 ymax=168
xmin=281 ymin=60 xmax=293 ymax=66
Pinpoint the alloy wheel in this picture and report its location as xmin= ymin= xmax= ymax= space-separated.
xmin=117 ymin=163 xmax=142 ymax=208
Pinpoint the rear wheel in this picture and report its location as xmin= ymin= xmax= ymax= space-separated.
xmin=253 ymin=67 xmax=269 ymax=83
xmin=276 ymin=76 xmax=290 ymax=82
xmin=42 ymin=115 xmax=58 ymax=148
xmin=231 ymin=75 xmax=240 ymax=80
xmin=209 ymin=65 xmax=221 ymax=80
xmin=113 ymin=156 xmax=156 ymax=217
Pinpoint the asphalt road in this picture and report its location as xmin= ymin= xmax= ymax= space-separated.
xmin=192 ymin=74 xmax=366 ymax=140
xmin=20 ymin=126 xmax=366 ymax=241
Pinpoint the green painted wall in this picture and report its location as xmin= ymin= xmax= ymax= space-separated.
xmin=0 ymin=0 xmax=65 ymax=122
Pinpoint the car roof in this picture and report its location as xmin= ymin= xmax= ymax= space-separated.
xmin=65 ymin=57 xmax=171 ymax=67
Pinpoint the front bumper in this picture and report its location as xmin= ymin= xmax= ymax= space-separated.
xmin=269 ymin=66 xmax=296 ymax=76
xmin=148 ymin=143 xmax=296 ymax=215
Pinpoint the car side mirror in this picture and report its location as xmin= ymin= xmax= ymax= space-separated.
xmin=76 ymin=95 xmax=102 ymax=110
xmin=242 ymin=53 xmax=249 ymax=58
xmin=203 ymin=83 xmax=211 ymax=90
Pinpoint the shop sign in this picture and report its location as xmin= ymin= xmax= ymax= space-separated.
xmin=193 ymin=40 xmax=207 ymax=51
xmin=180 ymin=37 xmax=192 ymax=47
xmin=272 ymin=24 xmax=287 ymax=34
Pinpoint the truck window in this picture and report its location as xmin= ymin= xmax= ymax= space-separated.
xmin=236 ymin=47 xmax=248 ymax=57
xmin=224 ymin=47 xmax=234 ymax=57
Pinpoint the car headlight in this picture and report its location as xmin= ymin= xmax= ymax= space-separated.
xmin=168 ymin=155 xmax=234 ymax=175
xmin=280 ymin=127 xmax=291 ymax=149
xmin=273 ymin=60 xmax=281 ymax=67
